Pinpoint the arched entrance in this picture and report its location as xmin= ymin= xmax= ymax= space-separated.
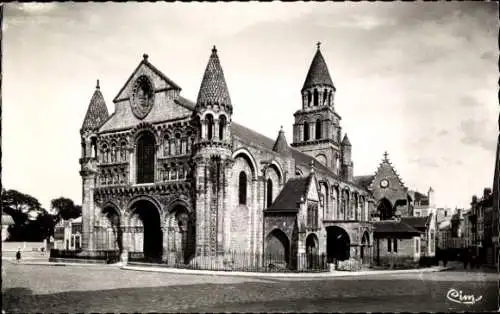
xmin=165 ymin=204 xmax=195 ymax=264
xmin=360 ymin=231 xmax=370 ymax=265
xmin=377 ymin=198 xmax=393 ymax=220
xmin=326 ymin=226 xmax=350 ymax=263
xmin=306 ymin=233 xmax=319 ymax=269
xmin=129 ymin=199 xmax=163 ymax=262
xmin=101 ymin=206 xmax=122 ymax=252
xmin=265 ymin=229 xmax=290 ymax=268
xmin=136 ymin=131 xmax=156 ymax=184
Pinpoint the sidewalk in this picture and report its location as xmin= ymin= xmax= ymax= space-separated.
xmin=444 ymin=260 xmax=499 ymax=273
xmin=121 ymin=264 xmax=449 ymax=278
xmin=7 ymin=258 xmax=450 ymax=277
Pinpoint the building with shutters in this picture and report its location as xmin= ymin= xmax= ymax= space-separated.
xmin=78 ymin=44 xmax=375 ymax=270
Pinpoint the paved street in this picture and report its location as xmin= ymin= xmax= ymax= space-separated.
xmin=2 ymin=260 xmax=498 ymax=313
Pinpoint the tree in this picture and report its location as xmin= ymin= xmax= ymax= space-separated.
xmin=2 ymin=189 xmax=42 ymax=224
xmin=51 ymin=197 xmax=82 ymax=221
xmin=2 ymin=189 xmax=57 ymax=241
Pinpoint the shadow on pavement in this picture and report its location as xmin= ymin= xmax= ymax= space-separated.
xmin=2 ymin=278 xmax=497 ymax=313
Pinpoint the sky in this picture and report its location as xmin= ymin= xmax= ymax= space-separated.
xmin=3 ymin=2 xmax=498 ymax=211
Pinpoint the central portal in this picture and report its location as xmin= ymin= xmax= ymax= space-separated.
xmin=130 ymin=199 xmax=163 ymax=262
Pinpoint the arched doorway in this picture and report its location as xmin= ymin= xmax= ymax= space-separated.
xmin=265 ymin=229 xmax=290 ymax=268
xmin=360 ymin=231 xmax=370 ymax=265
xmin=129 ymin=199 xmax=163 ymax=262
xmin=326 ymin=226 xmax=350 ymax=263
xmin=136 ymin=131 xmax=156 ymax=184
xmin=101 ymin=206 xmax=122 ymax=252
xmin=165 ymin=204 xmax=195 ymax=264
xmin=306 ymin=233 xmax=319 ymax=269
xmin=377 ymin=198 xmax=393 ymax=220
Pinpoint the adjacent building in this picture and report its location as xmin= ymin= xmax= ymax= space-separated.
xmin=354 ymin=153 xmax=437 ymax=265
xmin=1 ymin=214 xmax=14 ymax=242
xmin=53 ymin=217 xmax=83 ymax=250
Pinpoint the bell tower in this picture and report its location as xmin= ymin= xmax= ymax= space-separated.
xmin=80 ymin=80 xmax=109 ymax=250
xmin=192 ymin=46 xmax=233 ymax=256
xmin=291 ymin=43 xmax=343 ymax=174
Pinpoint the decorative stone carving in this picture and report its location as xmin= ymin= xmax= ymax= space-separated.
xmin=131 ymin=75 xmax=154 ymax=119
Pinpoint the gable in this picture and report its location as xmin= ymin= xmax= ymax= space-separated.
xmin=371 ymin=160 xmax=408 ymax=204
xmin=99 ymin=61 xmax=192 ymax=133
xmin=114 ymin=60 xmax=180 ymax=103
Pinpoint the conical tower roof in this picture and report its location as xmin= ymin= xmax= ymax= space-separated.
xmin=341 ymin=134 xmax=351 ymax=146
xmin=273 ymin=126 xmax=292 ymax=155
xmin=302 ymin=43 xmax=335 ymax=91
xmin=81 ymin=80 xmax=109 ymax=132
xmin=196 ymin=46 xmax=232 ymax=109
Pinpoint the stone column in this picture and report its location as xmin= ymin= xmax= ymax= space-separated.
xmin=81 ymin=173 xmax=96 ymax=251
xmin=128 ymin=146 xmax=135 ymax=184
xmin=162 ymin=225 xmax=169 ymax=262
xmin=120 ymin=225 xmax=129 ymax=264
xmin=216 ymin=160 xmax=225 ymax=254
xmin=253 ymin=178 xmax=261 ymax=256
xmin=214 ymin=119 xmax=219 ymax=141
xmin=195 ymin=161 xmax=207 ymax=256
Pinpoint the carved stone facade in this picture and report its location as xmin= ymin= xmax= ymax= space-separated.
xmin=79 ymin=45 xmax=374 ymax=268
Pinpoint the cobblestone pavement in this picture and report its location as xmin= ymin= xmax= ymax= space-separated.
xmin=2 ymin=260 xmax=498 ymax=313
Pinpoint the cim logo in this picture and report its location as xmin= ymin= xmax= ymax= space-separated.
xmin=446 ymin=288 xmax=483 ymax=305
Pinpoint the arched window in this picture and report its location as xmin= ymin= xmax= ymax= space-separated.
xmin=101 ymin=144 xmax=108 ymax=163
xmin=163 ymin=136 xmax=170 ymax=156
xmin=238 ymin=171 xmax=247 ymax=205
xmin=313 ymin=89 xmax=318 ymax=107
xmin=186 ymin=131 xmax=192 ymax=154
xmin=111 ymin=143 xmax=117 ymax=162
xmin=323 ymin=89 xmax=328 ymax=106
xmin=304 ymin=121 xmax=310 ymax=141
xmin=315 ymin=119 xmax=321 ymax=139
xmin=91 ymin=137 xmax=97 ymax=158
xmin=120 ymin=141 xmax=127 ymax=161
xmin=175 ymin=133 xmax=181 ymax=155
xmin=219 ymin=115 xmax=227 ymax=140
xmin=170 ymin=140 xmax=175 ymax=156
xmin=328 ymin=91 xmax=332 ymax=106
xmin=206 ymin=114 xmax=214 ymax=140
xmin=307 ymin=91 xmax=312 ymax=107
xmin=266 ymin=179 xmax=273 ymax=208
xmin=136 ymin=131 xmax=156 ymax=184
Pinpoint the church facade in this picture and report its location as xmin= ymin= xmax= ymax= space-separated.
xmin=79 ymin=44 xmax=374 ymax=269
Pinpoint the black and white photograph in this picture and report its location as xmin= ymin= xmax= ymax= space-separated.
xmin=2 ymin=2 xmax=499 ymax=313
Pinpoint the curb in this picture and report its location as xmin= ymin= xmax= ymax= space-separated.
xmin=120 ymin=265 xmax=448 ymax=278
xmin=7 ymin=261 xmax=121 ymax=267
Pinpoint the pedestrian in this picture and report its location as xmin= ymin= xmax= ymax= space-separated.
xmin=443 ymin=252 xmax=448 ymax=268
xmin=16 ymin=248 xmax=21 ymax=263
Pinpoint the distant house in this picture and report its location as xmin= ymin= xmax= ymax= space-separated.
xmin=53 ymin=217 xmax=82 ymax=250
xmin=1 ymin=214 xmax=14 ymax=241
xmin=401 ymin=214 xmax=437 ymax=257
xmin=373 ymin=219 xmax=422 ymax=266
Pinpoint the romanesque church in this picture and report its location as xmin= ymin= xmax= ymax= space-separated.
xmin=79 ymin=44 xmax=378 ymax=270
